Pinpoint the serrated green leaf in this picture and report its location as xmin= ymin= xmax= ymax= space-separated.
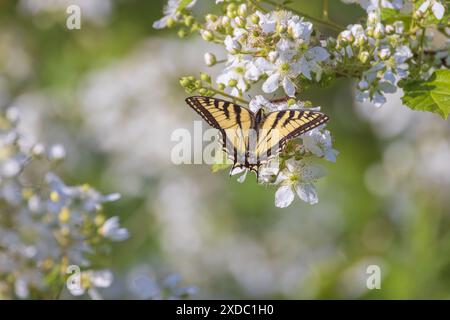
xmin=401 ymin=70 xmax=450 ymax=119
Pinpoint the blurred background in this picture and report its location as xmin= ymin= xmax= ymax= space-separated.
xmin=1 ymin=0 xmax=450 ymax=299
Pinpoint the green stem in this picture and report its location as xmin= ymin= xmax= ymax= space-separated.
xmin=208 ymin=87 xmax=250 ymax=104
xmin=259 ymin=0 xmax=345 ymax=32
xmin=249 ymin=0 xmax=268 ymax=13
xmin=418 ymin=28 xmax=426 ymax=71
xmin=323 ymin=0 xmax=329 ymax=21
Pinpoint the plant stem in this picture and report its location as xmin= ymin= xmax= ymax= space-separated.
xmin=208 ymin=87 xmax=250 ymax=104
xmin=418 ymin=28 xmax=426 ymax=71
xmin=323 ymin=0 xmax=329 ymax=20
xmin=259 ymin=0 xmax=345 ymax=32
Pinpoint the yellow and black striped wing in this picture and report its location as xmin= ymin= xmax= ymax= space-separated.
xmin=255 ymin=109 xmax=329 ymax=162
xmin=185 ymin=96 xmax=254 ymax=164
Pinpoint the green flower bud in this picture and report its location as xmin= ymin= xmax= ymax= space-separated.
xmin=184 ymin=16 xmax=195 ymax=27
xmin=250 ymin=14 xmax=260 ymax=25
xmin=194 ymin=80 xmax=202 ymax=89
xmin=287 ymin=98 xmax=296 ymax=106
xmin=201 ymin=30 xmax=214 ymax=41
xmin=166 ymin=17 xmax=175 ymax=28
xmin=205 ymin=14 xmax=218 ymax=23
xmin=358 ymin=51 xmax=370 ymax=63
xmin=235 ymin=16 xmax=246 ymax=28
xmin=226 ymin=3 xmax=237 ymax=12
xmin=200 ymin=72 xmax=211 ymax=83
xmin=178 ymin=28 xmax=187 ymax=38
xmin=199 ymin=88 xmax=209 ymax=95
xmin=218 ymin=83 xmax=226 ymax=90
xmin=179 ymin=77 xmax=191 ymax=88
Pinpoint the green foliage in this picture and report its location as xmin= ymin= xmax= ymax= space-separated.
xmin=380 ymin=8 xmax=412 ymax=30
xmin=402 ymin=70 xmax=450 ymax=119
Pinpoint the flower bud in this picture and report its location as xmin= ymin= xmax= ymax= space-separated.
xmin=180 ymin=77 xmax=191 ymax=87
xmin=204 ymin=52 xmax=217 ymax=66
xmin=367 ymin=11 xmax=379 ymax=25
xmin=205 ymin=14 xmax=218 ymax=23
xmin=374 ymin=23 xmax=385 ymax=39
xmin=198 ymin=88 xmax=209 ymax=96
xmin=177 ymin=28 xmax=187 ymax=38
xmin=287 ymin=98 xmax=296 ymax=106
xmin=200 ymin=72 xmax=211 ymax=83
xmin=378 ymin=48 xmax=391 ymax=60
xmin=201 ymin=30 xmax=214 ymax=41
xmin=237 ymin=4 xmax=248 ymax=17
xmin=250 ymin=14 xmax=260 ymax=24
xmin=413 ymin=10 xmax=424 ymax=20
xmin=184 ymin=16 xmax=195 ymax=27
xmin=221 ymin=16 xmax=231 ymax=28
xmin=218 ymin=83 xmax=225 ymax=90
xmin=358 ymin=80 xmax=369 ymax=90
xmin=234 ymin=16 xmax=246 ymax=28
xmin=166 ymin=17 xmax=175 ymax=28
xmin=358 ymin=51 xmax=370 ymax=63
xmin=32 ymin=143 xmax=45 ymax=158
xmin=385 ymin=24 xmax=395 ymax=35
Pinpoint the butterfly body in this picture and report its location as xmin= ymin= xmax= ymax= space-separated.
xmin=185 ymin=96 xmax=329 ymax=179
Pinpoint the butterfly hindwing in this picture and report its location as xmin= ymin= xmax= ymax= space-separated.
xmin=255 ymin=109 xmax=329 ymax=162
xmin=185 ymin=96 xmax=254 ymax=165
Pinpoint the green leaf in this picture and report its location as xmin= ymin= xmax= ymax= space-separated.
xmin=380 ymin=8 xmax=412 ymax=30
xmin=401 ymin=70 xmax=450 ymax=119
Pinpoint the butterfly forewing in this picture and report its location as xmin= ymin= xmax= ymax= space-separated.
xmin=185 ymin=96 xmax=253 ymax=165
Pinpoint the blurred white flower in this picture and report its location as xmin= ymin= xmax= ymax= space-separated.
xmin=418 ymin=0 xmax=445 ymax=20
xmin=100 ymin=217 xmax=129 ymax=241
xmin=153 ymin=0 xmax=197 ymax=29
xmin=48 ymin=144 xmax=66 ymax=161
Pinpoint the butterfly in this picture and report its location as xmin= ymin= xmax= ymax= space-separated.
xmin=185 ymin=96 xmax=329 ymax=179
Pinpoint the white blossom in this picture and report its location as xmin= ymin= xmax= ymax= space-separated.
xmin=418 ymin=0 xmax=445 ymax=20
xmin=100 ymin=216 xmax=130 ymax=241
xmin=302 ymin=129 xmax=339 ymax=162
xmin=274 ymin=159 xmax=327 ymax=207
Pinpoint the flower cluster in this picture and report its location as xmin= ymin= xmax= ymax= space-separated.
xmin=154 ymin=0 xmax=449 ymax=207
xmin=0 ymin=106 xmax=128 ymax=299
xmin=336 ymin=0 xmax=448 ymax=106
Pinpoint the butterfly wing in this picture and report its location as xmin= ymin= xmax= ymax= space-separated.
xmin=185 ymin=96 xmax=254 ymax=167
xmin=255 ymin=109 xmax=329 ymax=163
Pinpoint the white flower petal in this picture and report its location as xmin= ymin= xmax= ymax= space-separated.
xmin=275 ymin=185 xmax=295 ymax=208
xmin=295 ymin=183 xmax=318 ymax=204
xmin=262 ymin=73 xmax=280 ymax=93
xmin=282 ymin=77 xmax=296 ymax=97
xmin=432 ymin=1 xmax=445 ymax=19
